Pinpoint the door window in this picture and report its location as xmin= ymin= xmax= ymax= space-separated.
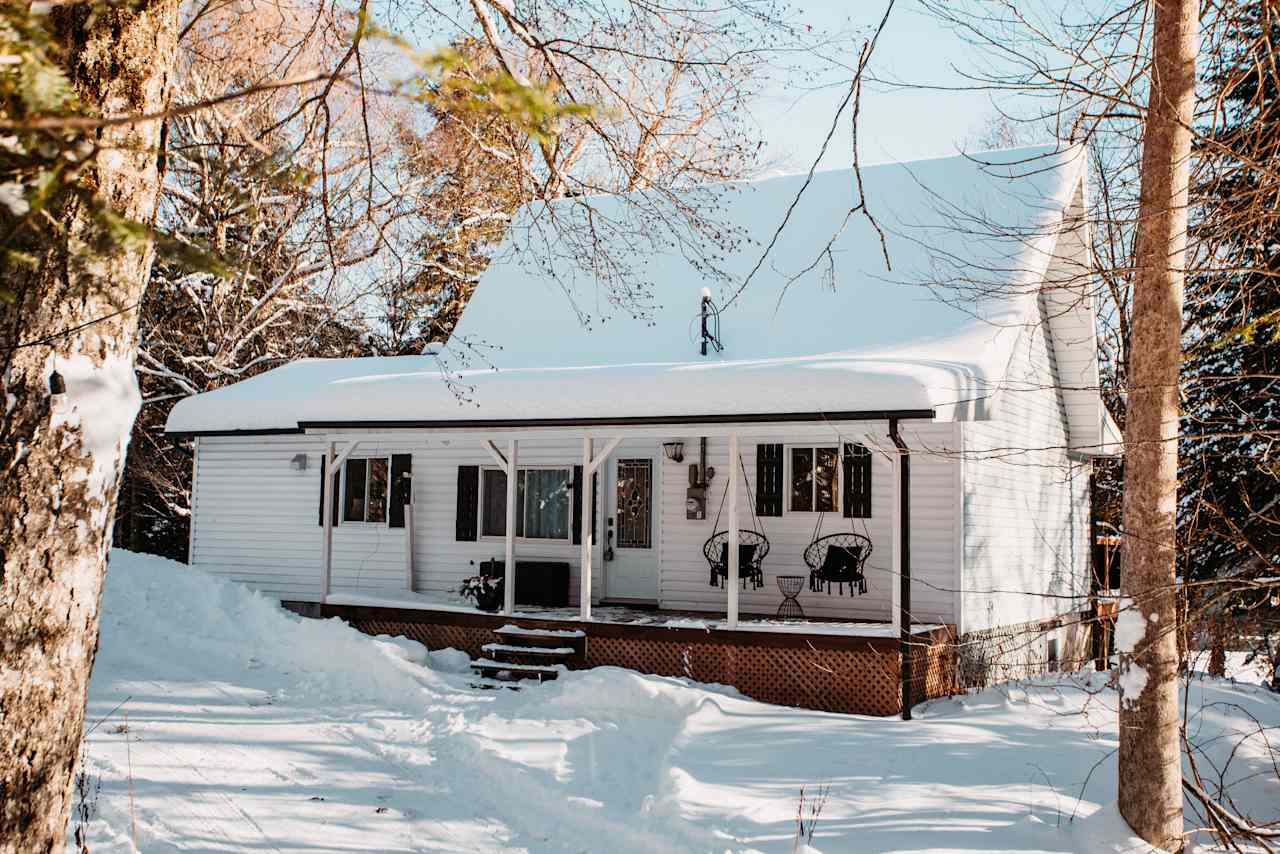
xmin=615 ymin=459 xmax=653 ymax=549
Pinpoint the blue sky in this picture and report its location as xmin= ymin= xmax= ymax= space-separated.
xmin=753 ymin=1 xmax=998 ymax=172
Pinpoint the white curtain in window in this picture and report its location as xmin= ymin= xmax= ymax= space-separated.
xmin=522 ymin=469 xmax=570 ymax=539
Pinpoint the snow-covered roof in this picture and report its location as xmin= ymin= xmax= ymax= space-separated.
xmin=167 ymin=146 xmax=1090 ymax=434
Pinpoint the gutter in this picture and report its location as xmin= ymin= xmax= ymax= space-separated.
xmin=299 ymin=409 xmax=937 ymax=430
xmin=889 ymin=417 xmax=914 ymax=721
xmin=166 ymin=427 xmax=305 ymax=438
xmin=167 ymin=408 xmax=937 ymax=438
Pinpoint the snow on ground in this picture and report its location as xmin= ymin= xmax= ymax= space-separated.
xmin=1185 ymin=649 xmax=1278 ymax=687
xmin=75 ymin=551 xmax=1280 ymax=853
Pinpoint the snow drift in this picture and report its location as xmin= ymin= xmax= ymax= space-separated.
xmin=74 ymin=550 xmax=1280 ymax=852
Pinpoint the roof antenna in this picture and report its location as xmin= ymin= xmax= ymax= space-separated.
xmin=699 ymin=288 xmax=723 ymax=357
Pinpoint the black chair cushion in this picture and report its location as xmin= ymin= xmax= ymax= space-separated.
xmin=818 ymin=544 xmax=863 ymax=582
xmin=717 ymin=542 xmax=759 ymax=575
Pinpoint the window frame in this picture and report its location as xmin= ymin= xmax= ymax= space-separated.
xmin=340 ymin=455 xmax=392 ymax=526
xmin=784 ymin=444 xmax=842 ymax=515
xmin=478 ymin=464 xmax=574 ymax=543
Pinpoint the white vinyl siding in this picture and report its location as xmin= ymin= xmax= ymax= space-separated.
xmin=189 ymin=426 xmax=963 ymax=625
xmin=657 ymin=423 xmax=960 ymax=623
xmin=190 ymin=434 xmax=328 ymax=600
xmin=190 ymin=435 xmax=411 ymax=599
xmin=960 ymin=296 xmax=1093 ymax=634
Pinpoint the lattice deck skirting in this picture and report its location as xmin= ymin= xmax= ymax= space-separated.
xmin=302 ymin=602 xmax=958 ymax=717
xmin=954 ymin=611 xmax=1095 ymax=691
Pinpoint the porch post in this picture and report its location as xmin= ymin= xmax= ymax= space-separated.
xmin=503 ymin=439 xmax=518 ymax=615
xmin=727 ymin=432 xmax=740 ymax=628
xmin=320 ymin=439 xmax=359 ymax=604
xmin=580 ymin=436 xmax=594 ymax=620
xmin=890 ymin=449 xmax=901 ymax=634
xmin=320 ymin=445 xmax=360 ymax=604
xmin=404 ymin=503 xmax=414 ymax=591
xmin=889 ymin=419 xmax=913 ymax=720
xmin=320 ymin=440 xmax=335 ymax=604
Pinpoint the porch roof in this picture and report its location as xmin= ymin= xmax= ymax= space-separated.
xmin=164 ymin=344 xmax=1015 ymax=434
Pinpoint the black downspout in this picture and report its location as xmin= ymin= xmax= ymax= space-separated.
xmin=889 ymin=418 xmax=913 ymax=720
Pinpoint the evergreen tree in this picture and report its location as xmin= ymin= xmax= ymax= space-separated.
xmin=1182 ymin=6 xmax=1279 ymax=596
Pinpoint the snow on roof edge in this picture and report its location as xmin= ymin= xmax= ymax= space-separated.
xmin=166 ymin=146 xmax=1088 ymax=435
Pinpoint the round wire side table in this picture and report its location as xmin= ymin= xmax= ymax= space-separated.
xmin=776 ymin=575 xmax=805 ymax=619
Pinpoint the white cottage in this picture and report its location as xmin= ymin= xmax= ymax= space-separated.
xmin=165 ymin=145 xmax=1119 ymax=716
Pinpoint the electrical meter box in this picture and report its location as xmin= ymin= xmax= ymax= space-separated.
xmin=686 ymin=486 xmax=706 ymax=520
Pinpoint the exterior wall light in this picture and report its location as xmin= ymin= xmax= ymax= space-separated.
xmin=662 ymin=441 xmax=685 ymax=463
xmin=290 ymin=453 xmax=308 ymax=471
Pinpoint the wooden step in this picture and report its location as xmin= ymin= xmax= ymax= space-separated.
xmin=483 ymin=642 xmax=576 ymax=657
xmin=469 ymin=658 xmax=563 ymax=682
xmin=469 ymin=679 xmax=522 ymax=692
xmin=495 ymin=624 xmax=586 ymax=652
xmin=482 ymin=643 xmax=577 ymax=667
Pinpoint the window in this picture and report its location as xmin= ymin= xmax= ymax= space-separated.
xmin=343 ymin=457 xmax=389 ymax=523
xmin=481 ymin=467 xmax=572 ymax=540
xmin=789 ymin=446 xmax=839 ymax=513
xmin=481 ymin=469 xmax=507 ymax=538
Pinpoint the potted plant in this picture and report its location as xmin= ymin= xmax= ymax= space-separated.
xmin=459 ymin=574 xmax=503 ymax=613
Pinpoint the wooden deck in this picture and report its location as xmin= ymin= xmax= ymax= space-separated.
xmin=296 ymin=599 xmax=959 ymax=717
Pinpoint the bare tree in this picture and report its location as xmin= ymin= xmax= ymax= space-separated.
xmin=1116 ymin=0 xmax=1198 ymax=848
xmin=113 ymin=0 xmax=404 ymax=553
xmin=367 ymin=37 xmax=535 ymax=355
xmin=401 ymin=0 xmax=825 ymax=326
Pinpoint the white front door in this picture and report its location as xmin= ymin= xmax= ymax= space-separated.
xmin=606 ymin=456 xmax=659 ymax=601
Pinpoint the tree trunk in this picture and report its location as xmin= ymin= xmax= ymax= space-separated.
xmin=0 ymin=2 xmax=179 ymax=850
xmin=1207 ymin=617 xmax=1227 ymax=678
xmin=1118 ymin=0 xmax=1198 ymax=850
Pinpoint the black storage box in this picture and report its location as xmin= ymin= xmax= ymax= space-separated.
xmin=479 ymin=559 xmax=571 ymax=607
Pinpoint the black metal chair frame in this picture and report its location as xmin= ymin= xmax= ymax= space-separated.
xmin=702 ymin=452 xmax=771 ymax=590
xmin=703 ymin=529 xmax=769 ymax=590
xmin=804 ymin=532 xmax=872 ymax=596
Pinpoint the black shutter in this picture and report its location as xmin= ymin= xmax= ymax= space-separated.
xmin=571 ymin=467 xmax=600 ymax=544
xmin=572 ymin=465 xmax=584 ymax=544
xmin=455 ymin=465 xmax=479 ymax=541
xmin=756 ymin=443 xmax=784 ymax=517
xmin=843 ymin=443 xmax=872 ymax=518
xmin=318 ymin=454 xmax=339 ymax=526
xmin=389 ymin=454 xmax=412 ymax=528
xmin=591 ymin=472 xmax=598 ymax=540
xmin=857 ymin=444 xmax=872 ymax=517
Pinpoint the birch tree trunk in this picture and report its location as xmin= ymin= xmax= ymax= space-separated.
xmin=1118 ymin=0 xmax=1198 ymax=849
xmin=0 ymin=2 xmax=180 ymax=850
